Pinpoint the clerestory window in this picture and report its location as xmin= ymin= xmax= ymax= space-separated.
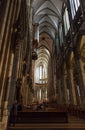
xmin=69 ymin=0 xmax=80 ymax=19
xmin=59 ymin=23 xmax=63 ymax=46
xmin=63 ymin=7 xmax=70 ymax=35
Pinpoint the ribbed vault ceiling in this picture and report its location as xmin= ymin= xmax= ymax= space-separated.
xmin=33 ymin=0 xmax=66 ymax=76
xmin=35 ymin=46 xmax=50 ymax=67
xmin=33 ymin=0 xmax=66 ymax=39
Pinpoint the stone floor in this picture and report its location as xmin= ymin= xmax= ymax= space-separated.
xmin=7 ymin=126 xmax=85 ymax=130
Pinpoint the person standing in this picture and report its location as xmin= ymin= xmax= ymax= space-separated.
xmin=10 ymin=100 xmax=18 ymax=126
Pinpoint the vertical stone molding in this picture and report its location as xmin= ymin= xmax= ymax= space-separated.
xmin=63 ymin=66 xmax=68 ymax=104
xmin=62 ymin=72 xmax=68 ymax=104
xmin=66 ymin=67 xmax=74 ymax=105
xmin=74 ymin=49 xmax=85 ymax=105
xmin=56 ymin=77 xmax=62 ymax=104
xmin=0 ymin=0 xmax=10 ymax=50
xmin=70 ymin=68 xmax=77 ymax=105
xmin=0 ymin=0 xmax=21 ymax=127
xmin=80 ymin=60 xmax=85 ymax=88
xmin=8 ymin=42 xmax=21 ymax=107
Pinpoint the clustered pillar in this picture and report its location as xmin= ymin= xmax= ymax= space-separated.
xmin=55 ymin=49 xmax=85 ymax=106
xmin=0 ymin=0 xmax=34 ymax=129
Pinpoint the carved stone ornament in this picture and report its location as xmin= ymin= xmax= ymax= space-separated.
xmin=32 ymin=51 xmax=38 ymax=60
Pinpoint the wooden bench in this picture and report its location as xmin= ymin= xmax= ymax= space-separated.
xmin=68 ymin=105 xmax=85 ymax=119
xmin=16 ymin=110 xmax=68 ymax=123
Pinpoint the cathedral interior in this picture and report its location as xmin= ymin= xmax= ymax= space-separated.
xmin=0 ymin=0 xmax=85 ymax=130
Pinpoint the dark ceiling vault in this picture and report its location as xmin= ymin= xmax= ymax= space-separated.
xmin=33 ymin=0 xmax=66 ymax=39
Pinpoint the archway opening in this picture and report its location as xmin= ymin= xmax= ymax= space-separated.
xmin=34 ymin=46 xmax=50 ymax=103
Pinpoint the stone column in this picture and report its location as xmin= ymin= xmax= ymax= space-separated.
xmin=1 ymin=53 xmax=14 ymax=130
xmin=1 ymin=0 xmax=18 ymax=97
xmin=80 ymin=61 xmax=85 ymax=88
xmin=0 ymin=0 xmax=14 ymax=92
xmin=26 ymin=83 xmax=30 ymax=105
xmin=74 ymin=79 xmax=81 ymax=105
xmin=66 ymin=67 xmax=74 ymax=104
xmin=0 ymin=1 xmax=22 ymax=130
xmin=21 ymin=76 xmax=26 ymax=105
xmin=0 ymin=0 xmax=10 ymax=51
xmin=70 ymin=68 xmax=77 ymax=105
xmin=74 ymin=50 xmax=85 ymax=105
xmin=0 ymin=0 xmax=18 ymax=126
xmin=8 ymin=41 xmax=21 ymax=108
xmin=61 ymin=73 xmax=68 ymax=104
xmin=64 ymin=69 xmax=69 ymax=104
xmin=26 ymin=77 xmax=34 ymax=105
xmin=47 ymin=58 xmax=55 ymax=102
xmin=27 ymin=1 xmax=33 ymax=82
xmin=57 ymin=79 xmax=62 ymax=104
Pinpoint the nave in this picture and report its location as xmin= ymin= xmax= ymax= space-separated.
xmin=0 ymin=0 xmax=85 ymax=130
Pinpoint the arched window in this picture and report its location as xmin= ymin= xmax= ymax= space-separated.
xmin=39 ymin=65 xmax=42 ymax=80
xmin=63 ymin=7 xmax=70 ymax=35
xmin=69 ymin=0 xmax=80 ymax=19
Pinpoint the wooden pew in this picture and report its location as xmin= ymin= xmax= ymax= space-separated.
xmin=16 ymin=110 xmax=68 ymax=123
xmin=67 ymin=105 xmax=85 ymax=119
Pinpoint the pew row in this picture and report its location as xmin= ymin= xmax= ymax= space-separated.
xmin=16 ymin=111 xmax=68 ymax=123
